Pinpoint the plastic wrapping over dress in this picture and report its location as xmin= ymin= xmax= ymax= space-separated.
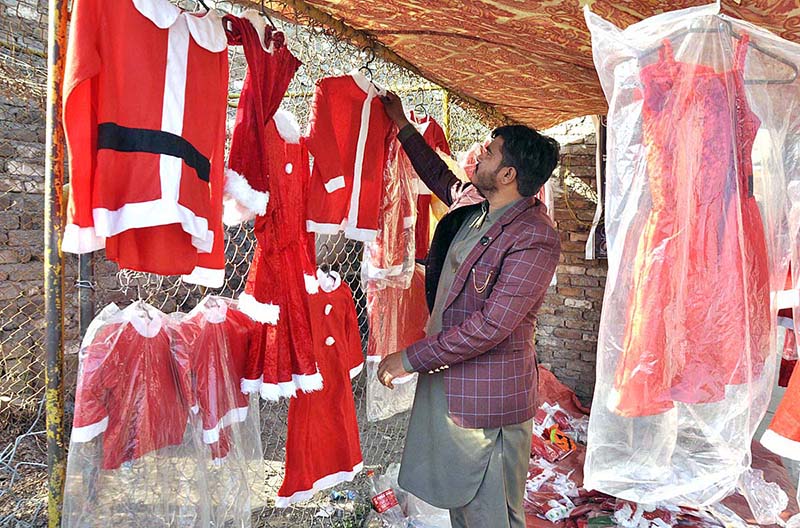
xmin=361 ymin=138 xmax=417 ymax=290
xmin=584 ymin=3 xmax=800 ymax=506
xmin=62 ymin=299 xmax=263 ymax=527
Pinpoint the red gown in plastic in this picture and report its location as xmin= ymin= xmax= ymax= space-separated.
xmin=613 ymin=36 xmax=770 ymax=417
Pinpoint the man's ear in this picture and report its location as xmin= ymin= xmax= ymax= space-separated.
xmin=501 ymin=166 xmax=517 ymax=185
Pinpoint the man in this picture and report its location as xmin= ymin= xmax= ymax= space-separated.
xmin=377 ymin=92 xmax=561 ymax=528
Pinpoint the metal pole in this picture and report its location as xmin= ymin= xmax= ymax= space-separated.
xmin=45 ymin=0 xmax=68 ymax=524
xmin=442 ymin=90 xmax=451 ymax=144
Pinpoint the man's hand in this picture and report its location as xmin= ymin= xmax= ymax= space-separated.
xmin=377 ymin=351 xmax=409 ymax=389
xmin=379 ymin=91 xmax=411 ymax=129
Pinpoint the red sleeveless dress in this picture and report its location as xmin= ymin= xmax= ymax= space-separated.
xmin=613 ymin=35 xmax=770 ymax=417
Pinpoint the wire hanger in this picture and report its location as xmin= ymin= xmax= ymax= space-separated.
xmin=359 ymin=46 xmax=376 ymax=81
xmin=260 ymin=0 xmax=278 ymax=31
xmin=640 ymin=16 xmax=797 ymax=84
xmin=196 ymin=0 xmax=211 ymax=13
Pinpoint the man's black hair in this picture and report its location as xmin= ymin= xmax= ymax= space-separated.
xmin=491 ymin=125 xmax=560 ymax=197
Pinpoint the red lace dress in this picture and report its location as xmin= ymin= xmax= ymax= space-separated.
xmin=613 ymin=35 xmax=770 ymax=417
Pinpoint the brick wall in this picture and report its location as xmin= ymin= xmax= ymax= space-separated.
xmin=537 ymin=116 xmax=607 ymax=403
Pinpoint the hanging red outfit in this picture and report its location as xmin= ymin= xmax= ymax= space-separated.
xmin=612 ymin=37 xmax=770 ymax=417
xmin=239 ymin=111 xmax=321 ymax=400
xmin=62 ymin=0 xmax=229 ymax=286
xmin=71 ymin=303 xmax=192 ymax=470
xmin=276 ymin=270 xmax=364 ymax=506
xmin=305 ymin=72 xmax=397 ymax=242
xmin=406 ymin=111 xmax=451 ymax=259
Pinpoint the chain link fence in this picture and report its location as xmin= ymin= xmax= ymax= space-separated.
xmin=0 ymin=1 xmax=491 ymax=526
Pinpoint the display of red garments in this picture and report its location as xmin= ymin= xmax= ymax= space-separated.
xmin=62 ymin=0 xmax=229 ymax=286
xmin=221 ymin=11 xmax=301 ymax=225
xmin=407 ymin=111 xmax=451 ymax=259
xmin=179 ymin=297 xmax=261 ymax=446
xmin=761 ymin=362 xmax=800 ymax=461
xmin=71 ymin=302 xmax=191 ymax=470
xmin=612 ymin=36 xmax=771 ymax=417
xmin=276 ymin=269 xmax=363 ymax=506
xmin=239 ymin=111 xmax=321 ymax=400
xmin=305 ymin=71 xmax=397 ymax=242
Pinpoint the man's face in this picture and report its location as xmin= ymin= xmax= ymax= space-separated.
xmin=472 ymin=136 xmax=506 ymax=197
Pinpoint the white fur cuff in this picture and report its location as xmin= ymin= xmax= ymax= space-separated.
xmin=238 ymin=293 xmax=280 ymax=325
xmin=223 ymin=168 xmax=269 ymax=225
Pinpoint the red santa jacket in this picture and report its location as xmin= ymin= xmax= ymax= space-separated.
xmin=71 ymin=303 xmax=192 ymax=470
xmin=305 ymin=72 xmax=396 ymax=242
xmin=179 ymin=297 xmax=261 ymax=445
xmin=62 ymin=0 xmax=228 ymax=286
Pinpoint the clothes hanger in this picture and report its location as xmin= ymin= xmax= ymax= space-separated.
xmin=196 ymin=0 xmax=211 ymax=13
xmin=260 ymin=0 xmax=278 ymax=31
xmin=640 ymin=17 xmax=798 ymax=85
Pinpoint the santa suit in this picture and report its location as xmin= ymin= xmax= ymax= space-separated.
xmin=406 ymin=112 xmax=451 ymax=259
xmin=71 ymin=302 xmax=192 ymax=470
xmin=238 ymin=112 xmax=321 ymax=400
xmin=276 ymin=270 xmax=364 ymax=506
xmin=305 ymin=72 xmax=397 ymax=242
xmin=179 ymin=297 xmax=261 ymax=451
xmin=62 ymin=0 xmax=229 ymax=286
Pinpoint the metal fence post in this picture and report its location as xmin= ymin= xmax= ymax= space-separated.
xmin=44 ymin=0 xmax=69 ymax=524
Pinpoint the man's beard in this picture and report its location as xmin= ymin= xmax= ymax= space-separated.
xmin=472 ymin=165 xmax=499 ymax=198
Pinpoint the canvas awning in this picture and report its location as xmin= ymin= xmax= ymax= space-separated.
xmin=268 ymin=0 xmax=800 ymax=128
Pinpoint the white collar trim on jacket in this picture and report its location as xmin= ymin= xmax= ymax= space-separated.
xmin=348 ymin=69 xmax=386 ymax=96
xmin=133 ymin=0 xmax=227 ymax=53
xmin=316 ymin=269 xmax=342 ymax=293
xmin=122 ymin=301 xmax=163 ymax=338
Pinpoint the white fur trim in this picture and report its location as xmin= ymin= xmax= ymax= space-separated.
xmin=202 ymin=406 xmax=249 ymax=444
xmin=273 ymin=109 xmax=301 ymax=144
xmin=259 ymin=383 xmax=282 ymax=401
xmin=241 ymin=377 xmax=262 ymax=394
xmin=279 ymin=381 xmax=298 ymax=398
xmin=324 ymin=176 xmax=346 ymax=193
xmin=776 ymin=289 xmax=800 ymax=310
xmin=222 ymin=196 xmax=256 ymax=226
xmin=293 ymin=371 xmax=323 ymax=393
xmin=350 ymin=362 xmax=364 ymax=379
xmin=62 ymin=224 xmax=106 ymax=254
xmin=304 ymin=274 xmax=320 ymax=295
xmin=274 ymin=461 xmax=363 ymax=507
xmin=238 ymin=294 xmax=280 ymax=325
xmin=306 ymin=220 xmax=344 ymax=235
xmin=71 ymin=416 xmax=109 ymax=443
xmin=182 ymin=266 xmax=225 ymax=288
xmin=224 ymin=168 xmax=269 ymax=223
xmin=761 ymin=429 xmax=800 ymax=461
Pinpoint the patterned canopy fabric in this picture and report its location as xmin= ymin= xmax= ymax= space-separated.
xmin=277 ymin=1 xmax=800 ymax=128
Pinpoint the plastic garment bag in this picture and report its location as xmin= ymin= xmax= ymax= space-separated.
xmin=62 ymin=298 xmax=263 ymax=527
xmin=362 ymin=138 xmax=418 ymax=290
xmin=584 ymin=3 xmax=800 ymax=506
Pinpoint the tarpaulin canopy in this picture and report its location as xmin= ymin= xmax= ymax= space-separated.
xmin=270 ymin=0 xmax=800 ymax=128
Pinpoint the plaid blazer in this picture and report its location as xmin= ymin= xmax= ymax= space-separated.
xmin=399 ymin=127 xmax=560 ymax=428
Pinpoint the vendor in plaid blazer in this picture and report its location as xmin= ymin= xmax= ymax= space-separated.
xmin=378 ymin=92 xmax=561 ymax=528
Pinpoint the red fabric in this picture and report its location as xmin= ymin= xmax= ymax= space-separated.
xmin=763 ymin=357 xmax=800 ymax=461
xmin=72 ymin=319 xmax=192 ymax=470
xmin=242 ymin=115 xmax=320 ymax=396
xmin=407 ymin=112 xmax=451 ymax=259
xmin=366 ymin=265 xmax=428 ymax=360
xmin=277 ymin=274 xmax=363 ymax=505
xmin=614 ymin=36 xmax=770 ymax=416
xmin=181 ymin=303 xmax=261 ymax=443
xmin=62 ymin=0 xmax=228 ymax=280
xmin=305 ymin=73 xmax=397 ymax=242
xmin=224 ymin=14 xmax=300 ymax=195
